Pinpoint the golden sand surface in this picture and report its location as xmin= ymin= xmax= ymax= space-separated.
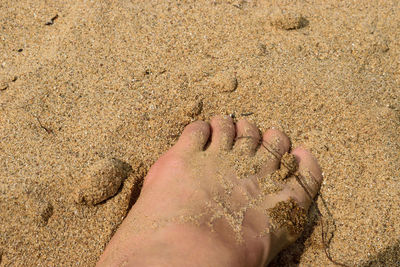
xmin=0 ymin=0 xmax=399 ymax=266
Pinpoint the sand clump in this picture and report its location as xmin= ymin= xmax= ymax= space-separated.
xmin=229 ymin=152 xmax=265 ymax=178
xmin=269 ymin=8 xmax=308 ymax=30
xmin=272 ymin=152 xmax=298 ymax=181
xmin=185 ymin=98 xmax=203 ymax=117
xmin=73 ymin=158 xmax=132 ymax=205
xmin=210 ymin=71 xmax=238 ymax=93
xmin=268 ymin=198 xmax=308 ymax=236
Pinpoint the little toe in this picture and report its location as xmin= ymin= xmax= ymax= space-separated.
xmin=234 ymin=119 xmax=261 ymax=155
xmin=208 ymin=115 xmax=236 ymax=151
xmin=256 ymin=129 xmax=291 ymax=175
xmin=280 ymin=147 xmax=323 ymax=208
xmin=174 ymin=120 xmax=211 ymax=152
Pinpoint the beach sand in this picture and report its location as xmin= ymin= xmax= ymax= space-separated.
xmin=0 ymin=0 xmax=399 ymax=266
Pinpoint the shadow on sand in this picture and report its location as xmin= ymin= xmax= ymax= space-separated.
xmin=268 ymin=200 xmax=400 ymax=267
xmin=268 ymin=202 xmax=321 ymax=267
xmin=358 ymin=239 xmax=400 ymax=267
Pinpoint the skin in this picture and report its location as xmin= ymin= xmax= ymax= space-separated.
xmin=97 ymin=115 xmax=323 ymax=267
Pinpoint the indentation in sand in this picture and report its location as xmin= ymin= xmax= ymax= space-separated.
xmin=269 ymin=8 xmax=308 ymax=30
xmin=26 ymin=197 xmax=53 ymax=227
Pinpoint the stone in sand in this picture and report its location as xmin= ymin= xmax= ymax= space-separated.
xmin=26 ymin=198 xmax=53 ymax=226
xmin=210 ymin=71 xmax=238 ymax=93
xmin=74 ymin=158 xmax=132 ymax=205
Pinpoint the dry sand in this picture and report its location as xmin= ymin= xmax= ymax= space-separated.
xmin=1 ymin=0 xmax=399 ymax=266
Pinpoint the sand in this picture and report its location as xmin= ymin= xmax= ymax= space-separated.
xmin=0 ymin=0 xmax=399 ymax=266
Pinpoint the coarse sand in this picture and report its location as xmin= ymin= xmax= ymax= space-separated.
xmin=1 ymin=0 xmax=399 ymax=266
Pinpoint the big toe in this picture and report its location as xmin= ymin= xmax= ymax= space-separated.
xmin=174 ymin=120 xmax=211 ymax=152
xmin=208 ymin=115 xmax=236 ymax=151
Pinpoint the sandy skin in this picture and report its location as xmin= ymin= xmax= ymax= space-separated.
xmin=97 ymin=115 xmax=323 ymax=267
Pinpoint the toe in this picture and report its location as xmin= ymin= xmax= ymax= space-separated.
xmin=256 ymin=129 xmax=291 ymax=175
xmin=174 ymin=120 xmax=211 ymax=152
xmin=234 ymin=119 xmax=261 ymax=156
xmin=284 ymin=147 xmax=323 ymax=207
xmin=278 ymin=147 xmax=323 ymax=208
xmin=208 ymin=115 xmax=236 ymax=151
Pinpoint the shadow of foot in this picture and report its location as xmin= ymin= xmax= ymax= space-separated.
xmin=358 ymin=239 xmax=400 ymax=267
xmin=268 ymin=202 xmax=320 ymax=266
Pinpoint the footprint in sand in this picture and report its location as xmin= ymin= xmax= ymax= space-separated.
xmin=26 ymin=197 xmax=53 ymax=227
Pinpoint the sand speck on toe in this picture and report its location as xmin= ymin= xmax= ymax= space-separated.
xmin=256 ymin=152 xmax=298 ymax=195
xmin=271 ymin=152 xmax=298 ymax=181
xmin=73 ymin=158 xmax=132 ymax=205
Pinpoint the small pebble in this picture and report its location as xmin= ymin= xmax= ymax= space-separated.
xmin=270 ymin=9 xmax=308 ymax=30
xmin=26 ymin=198 xmax=53 ymax=226
xmin=74 ymin=158 xmax=132 ymax=205
xmin=210 ymin=71 xmax=238 ymax=93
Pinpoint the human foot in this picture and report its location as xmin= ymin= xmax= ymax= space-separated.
xmin=97 ymin=116 xmax=323 ymax=267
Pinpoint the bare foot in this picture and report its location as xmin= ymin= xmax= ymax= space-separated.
xmin=97 ymin=116 xmax=323 ymax=267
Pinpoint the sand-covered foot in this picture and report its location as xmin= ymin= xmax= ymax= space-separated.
xmin=97 ymin=116 xmax=323 ymax=267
